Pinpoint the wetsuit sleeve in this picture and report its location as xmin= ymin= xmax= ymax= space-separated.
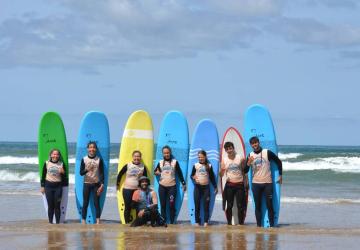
xmin=41 ymin=163 xmax=47 ymax=187
xmin=244 ymin=154 xmax=251 ymax=174
xmin=143 ymin=166 xmax=148 ymax=177
xmin=98 ymin=159 xmax=105 ymax=185
xmin=80 ymin=159 xmax=87 ymax=176
xmin=154 ymin=163 xmax=161 ymax=174
xmin=208 ymin=165 xmax=217 ymax=188
xmin=62 ymin=164 xmax=69 ymax=187
xmin=191 ymin=165 xmax=196 ymax=177
xmin=116 ymin=165 xmax=128 ymax=186
xmin=267 ymin=150 xmax=283 ymax=175
xmin=175 ymin=161 xmax=186 ymax=185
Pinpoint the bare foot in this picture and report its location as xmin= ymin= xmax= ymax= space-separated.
xmin=81 ymin=220 xmax=86 ymax=225
xmin=204 ymin=223 xmax=208 ymax=227
xmin=96 ymin=219 xmax=100 ymax=225
xmin=194 ymin=223 xmax=200 ymax=226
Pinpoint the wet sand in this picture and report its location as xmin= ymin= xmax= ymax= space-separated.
xmin=1 ymin=193 xmax=360 ymax=249
xmin=1 ymin=221 xmax=360 ymax=249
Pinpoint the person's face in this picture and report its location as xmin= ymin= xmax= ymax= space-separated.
xmin=251 ymin=140 xmax=260 ymax=151
xmin=50 ymin=150 xmax=60 ymax=162
xmin=88 ymin=144 xmax=97 ymax=156
xmin=162 ymin=148 xmax=171 ymax=160
xmin=133 ymin=152 xmax=141 ymax=165
xmin=198 ymin=153 xmax=206 ymax=164
xmin=225 ymin=146 xmax=235 ymax=157
xmin=140 ymin=180 xmax=148 ymax=190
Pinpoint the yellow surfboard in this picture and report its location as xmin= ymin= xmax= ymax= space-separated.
xmin=117 ymin=110 xmax=154 ymax=224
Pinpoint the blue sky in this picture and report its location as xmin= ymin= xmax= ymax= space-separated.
xmin=1 ymin=0 xmax=360 ymax=145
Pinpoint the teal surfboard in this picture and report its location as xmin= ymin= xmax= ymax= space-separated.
xmin=244 ymin=104 xmax=281 ymax=227
xmin=38 ymin=111 xmax=69 ymax=223
xmin=154 ymin=111 xmax=189 ymax=223
xmin=75 ymin=111 xmax=110 ymax=224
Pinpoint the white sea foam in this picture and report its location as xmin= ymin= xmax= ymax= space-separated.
xmin=0 ymin=156 xmax=119 ymax=165
xmin=278 ymin=153 xmax=303 ymax=160
xmin=283 ymin=157 xmax=360 ymax=173
xmin=0 ymin=170 xmax=76 ymax=184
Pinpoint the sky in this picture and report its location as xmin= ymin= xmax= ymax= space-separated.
xmin=1 ymin=0 xmax=360 ymax=145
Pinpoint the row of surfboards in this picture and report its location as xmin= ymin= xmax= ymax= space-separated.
xmin=38 ymin=104 xmax=280 ymax=227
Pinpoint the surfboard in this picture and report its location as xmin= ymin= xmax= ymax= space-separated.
xmin=38 ymin=111 xmax=68 ymax=223
xmin=244 ymin=104 xmax=281 ymax=227
xmin=154 ymin=111 xmax=189 ymax=224
xmin=75 ymin=111 xmax=110 ymax=224
xmin=187 ymin=119 xmax=219 ymax=225
xmin=220 ymin=127 xmax=248 ymax=225
xmin=117 ymin=110 xmax=154 ymax=224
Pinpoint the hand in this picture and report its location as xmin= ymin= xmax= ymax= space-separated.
xmin=138 ymin=209 xmax=145 ymax=218
xmin=193 ymin=176 xmax=199 ymax=184
xmin=214 ymin=188 xmax=218 ymax=194
xmin=40 ymin=187 xmax=45 ymax=194
xmin=182 ymin=184 xmax=187 ymax=192
xmin=154 ymin=170 xmax=161 ymax=176
xmin=97 ymin=184 xmax=104 ymax=196
xmin=277 ymin=176 xmax=283 ymax=185
xmin=59 ymin=167 xmax=65 ymax=174
xmin=247 ymin=156 xmax=254 ymax=166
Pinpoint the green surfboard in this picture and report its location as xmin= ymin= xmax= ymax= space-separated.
xmin=38 ymin=111 xmax=69 ymax=223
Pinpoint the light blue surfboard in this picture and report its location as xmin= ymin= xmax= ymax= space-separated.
xmin=187 ymin=119 xmax=219 ymax=225
xmin=244 ymin=104 xmax=280 ymax=227
xmin=75 ymin=111 xmax=110 ymax=224
xmin=154 ymin=111 xmax=189 ymax=224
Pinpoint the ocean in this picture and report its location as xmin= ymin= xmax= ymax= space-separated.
xmin=1 ymin=142 xmax=360 ymax=249
xmin=1 ymin=142 xmax=359 ymax=205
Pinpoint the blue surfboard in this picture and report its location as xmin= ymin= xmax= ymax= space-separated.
xmin=187 ymin=119 xmax=219 ymax=225
xmin=75 ymin=111 xmax=110 ymax=224
xmin=244 ymin=104 xmax=280 ymax=227
xmin=154 ymin=111 xmax=189 ymax=224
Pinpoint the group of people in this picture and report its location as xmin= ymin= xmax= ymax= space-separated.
xmin=40 ymin=136 xmax=282 ymax=227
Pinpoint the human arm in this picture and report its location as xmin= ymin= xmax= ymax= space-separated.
xmin=154 ymin=163 xmax=161 ymax=176
xmin=268 ymin=150 xmax=283 ymax=184
xmin=116 ymin=165 xmax=128 ymax=190
xmin=80 ymin=159 xmax=87 ymax=176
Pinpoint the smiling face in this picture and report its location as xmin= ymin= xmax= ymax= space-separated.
xmin=162 ymin=147 xmax=171 ymax=160
xmin=50 ymin=150 xmax=60 ymax=162
xmin=225 ymin=145 xmax=235 ymax=158
xmin=132 ymin=152 xmax=142 ymax=165
xmin=87 ymin=143 xmax=97 ymax=157
xmin=140 ymin=180 xmax=149 ymax=190
xmin=251 ymin=140 xmax=260 ymax=151
xmin=198 ymin=152 xmax=206 ymax=164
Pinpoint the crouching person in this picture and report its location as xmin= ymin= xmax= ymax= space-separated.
xmin=131 ymin=176 xmax=167 ymax=227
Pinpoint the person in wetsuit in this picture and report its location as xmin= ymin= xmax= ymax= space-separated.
xmin=130 ymin=176 xmax=166 ymax=227
xmin=154 ymin=145 xmax=186 ymax=224
xmin=80 ymin=141 xmax=105 ymax=224
xmin=40 ymin=149 xmax=68 ymax=224
xmin=220 ymin=141 xmax=248 ymax=225
xmin=116 ymin=150 xmax=148 ymax=224
xmin=191 ymin=150 xmax=218 ymax=227
xmin=245 ymin=136 xmax=283 ymax=227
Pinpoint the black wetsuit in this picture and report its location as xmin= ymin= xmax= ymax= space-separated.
xmin=41 ymin=161 xmax=68 ymax=224
xmin=117 ymin=165 xmax=148 ymax=223
xmin=191 ymin=164 xmax=217 ymax=224
xmin=154 ymin=159 xmax=186 ymax=224
xmin=245 ymin=148 xmax=282 ymax=227
xmin=80 ymin=156 xmax=104 ymax=220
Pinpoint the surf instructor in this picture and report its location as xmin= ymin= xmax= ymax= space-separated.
xmin=245 ymin=136 xmax=282 ymax=227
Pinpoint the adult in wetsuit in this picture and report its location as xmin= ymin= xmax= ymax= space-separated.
xmin=116 ymin=150 xmax=148 ymax=224
xmin=245 ymin=136 xmax=282 ymax=227
xmin=40 ymin=149 xmax=68 ymax=224
xmin=154 ymin=145 xmax=186 ymax=224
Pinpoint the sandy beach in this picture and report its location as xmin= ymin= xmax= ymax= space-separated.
xmin=1 ymin=193 xmax=360 ymax=249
